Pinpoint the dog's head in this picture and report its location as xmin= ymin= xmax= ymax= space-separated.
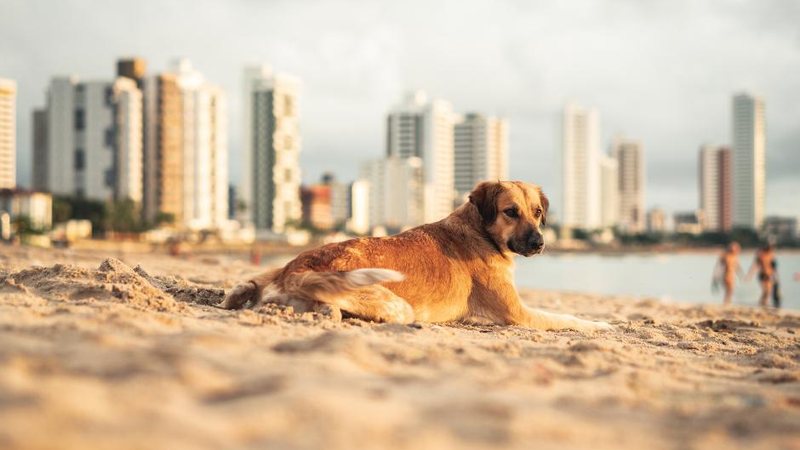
xmin=468 ymin=181 xmax=549 ymax=257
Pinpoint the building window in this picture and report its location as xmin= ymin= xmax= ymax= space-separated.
xmin=105 ymin=169 xmax=115 ymax=187
xmin=105 ymin=127 xmax=115 ymax=147
xmin=74 ymin=149 xmax=85 ymax=170
xmin=285 ymin=168 xmax=292 ymax=183
xmin=74 ymin=109 xmax=85 ymax=130
xmin=105 ymin=87 xmax=114 ymax=106
xmin=284 ymin=95 xmax=294 ymax=116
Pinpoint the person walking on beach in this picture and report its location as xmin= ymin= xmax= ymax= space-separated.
xmin=713 ymin=242 xmax=742 ymax=305
xmin=747 ymin=243 xmax=777 ymax=307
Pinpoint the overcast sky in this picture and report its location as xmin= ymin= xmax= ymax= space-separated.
xmin=2 ymin=0 xmax=798 ymax=217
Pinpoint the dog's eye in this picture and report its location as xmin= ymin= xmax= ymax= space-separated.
xmin=503 ymin=208 xmax=519 ymax=219
xmin=534 ymin=208 xmax=543 ymax=218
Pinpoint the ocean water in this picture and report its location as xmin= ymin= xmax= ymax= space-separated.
xmin=515 ymin=251 xmax=800 ymax=309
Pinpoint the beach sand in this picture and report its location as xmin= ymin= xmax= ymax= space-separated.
xmin=1 ymin=245 xmax=799 ymax=450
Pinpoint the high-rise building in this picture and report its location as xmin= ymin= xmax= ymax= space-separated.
xmin=143 ymin=72 xmax=182 ymax=224
xmin=143 ymin=60 xmax=228 ymax=230
xmin=453 ymin=113 xmax=508 ymax=200
xmin=731 ymin=93 xmax=765 ymax=230
xmin=117 ymin=57 xmax=146 ymax=89
xmin=612 ymin=136 xmax=645 ymax=233
xmin=347 ymin=179 xmax=370 ymax=235
xmin=243 ymin=65 xmax=302 ymax=233
xmin=32 ymin=109 xmax=48 ymax=190
xmin=561 ymin=104 xmax=601 ymax=230
xmin=35 ymin=76 xmax=142 ymax=202
xmin=362 ymin=156 xmax=424 ymax=231
xmin=0 ymin=79 xmax=16 ymax=189
xmin=387 ymin=91 xmax=455 ymax=223
xmin=698 ymin=145 xmax=732 ymax=232
xmin=599 ymin=153 xmax=619 ymax=228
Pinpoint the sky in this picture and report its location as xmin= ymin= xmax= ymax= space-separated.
xmin=1 ymin=0 xmax=798 ymax=217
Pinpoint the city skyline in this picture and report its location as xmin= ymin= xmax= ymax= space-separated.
xmin=1 ymin=0 xmax=799 ymax=218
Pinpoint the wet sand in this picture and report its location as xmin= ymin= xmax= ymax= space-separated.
xmin=1 ymin=245 xmax=799 ymax=450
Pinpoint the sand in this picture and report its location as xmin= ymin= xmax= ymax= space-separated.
xmin=0 ymin=245 xmax=799 ymax=450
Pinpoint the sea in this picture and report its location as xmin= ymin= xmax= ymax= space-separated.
xmin=515 ymin=251 xmax=800 ymax=309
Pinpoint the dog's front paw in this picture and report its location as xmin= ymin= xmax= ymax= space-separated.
xmin=219 ymin=281 xmax=258 ymax=309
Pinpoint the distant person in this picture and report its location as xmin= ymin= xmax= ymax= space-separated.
xmin=771 ymin=257 xmax=781 ymax=308
xmin=713 ymin=242 xmax=742 ymax=305
xmin=747 ymin=243 xmax=776 ymax=307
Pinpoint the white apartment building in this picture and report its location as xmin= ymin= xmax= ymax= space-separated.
xmin=599 ymin=153 xmax=619 ymax=228
xmin=36 ymin=76 xmax=142 ymax=202
xmin=612 ymin=136 xmax=645 ymax=233
xmin=243 ymin=65 xmax=302 ymax=233
xmin=347 ymin=179 xmax=370 ymax=235
xmin=562 ymin=104 xmax=601 ymax=229
xmin=387 ymin=91 xmax=455 ymax=223
xmin=361 ymin=156 xmax=424 ymax=231
xmin=698 ymin=144 xmax=732 ymax=231
xmin=0 ymin=79 xmax=16 ymax=189
xmin=454 ymin=113 xmax=508 ymax=200
xmin=171 ymin=59 xmax=228 ymax=230
xmin=731 ymin=93 xmax=765 ymax=230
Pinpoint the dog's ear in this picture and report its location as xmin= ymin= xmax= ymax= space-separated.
xmin=469 ymin=181 xmax=503 ymax=224
xmin=538 ymin=188 xmax=550 ymax=227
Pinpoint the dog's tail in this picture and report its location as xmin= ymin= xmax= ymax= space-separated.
xmin=281 ymin=268 xmax=412 ymax=323
xmin=282 ymin=268 xmax=405 ymax=298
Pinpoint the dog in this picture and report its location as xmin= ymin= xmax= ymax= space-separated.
xmin=220 ymin=181 xmax=611 ymax=332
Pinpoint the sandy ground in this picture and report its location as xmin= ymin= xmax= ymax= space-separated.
xmin=1 ymin=245 xmax=799 ymax=450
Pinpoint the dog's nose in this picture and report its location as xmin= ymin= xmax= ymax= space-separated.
xmin=527 ymin=233 xmax=544 ymax=251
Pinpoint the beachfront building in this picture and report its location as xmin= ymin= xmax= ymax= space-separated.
xmin=674 ymin=211 xmax=704 ymax=235
xmin=646 ymin=207 xmax=666 ymax=234
xmin=731 ymin=92 xmax=766 ymax=230
xmin=321 ymin=173 xmax=349 ymax=227
xmin=142 ymin=59 xmax=228 ymax=230
xmin=453 ymin=113 xmax=508 ymax=200
xmin=116 ymin=57 xmax=146 ymax=89
xmin=0 ymin=79 xmax=16 ymax=189
xmin=561 ymin=104 xmax=601 ymax=230
xmin=612 ymin=136 xmax=645 ymax=233
xmin=300 ymin=184 xmax=333 ymax=230
xmin=762 ymin=216 xmax=798 ymax=245
xmin=0 ymin=189 xmax=53 ymax=230
xmin=698 ymin=144 xmax=732 ymax=232
xmin=142 ymin=69 xmax=182 ymax=224
xmin=362 ymin=156 xmax=424 ymax=232
xmin=34 ymin=76 xmax=143 ymax=203
xmin=347 ymin=179 xmax=370 ymax=235
xmin=31 ymin=109 xmax=48 ymax=190
xmin=599 ymin=153 xmax=619 ymax=229
xmin=243 ymin=65 xmax=302 ymax=233
xmin=387 ymin=91 xmax=455 ymax=223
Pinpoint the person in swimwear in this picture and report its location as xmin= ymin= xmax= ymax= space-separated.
xmin=746 ymin=243 xmax=776 ymax=307
xmin=713 ymin=242 xmax=742 ymax=305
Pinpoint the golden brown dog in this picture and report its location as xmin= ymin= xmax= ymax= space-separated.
xmin=221 ymin=181 xmax=611 ymax=331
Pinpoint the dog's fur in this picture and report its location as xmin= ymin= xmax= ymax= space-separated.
xmin=221 ymin=181 xmax=611 ymax=331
